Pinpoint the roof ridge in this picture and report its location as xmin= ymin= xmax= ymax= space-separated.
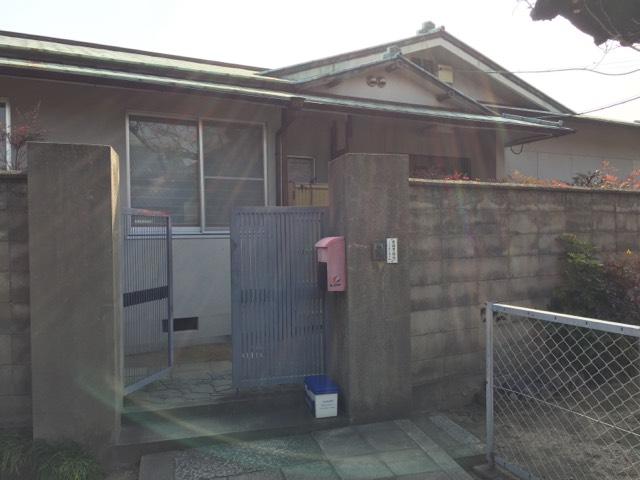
xmin=263 ymin=29 xmax=445 ymax=76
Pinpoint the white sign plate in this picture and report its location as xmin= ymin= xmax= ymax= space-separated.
xmin=386 ymin=238 xmax=398 ymax=264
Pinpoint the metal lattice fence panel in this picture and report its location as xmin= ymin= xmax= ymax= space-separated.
xmin=122 ymin=208 xmax=173 ymax=395
xmin=486 ymin=303 xmax=640 ymax=480
xmin=230 ymin=207 xmax=327 ymax=389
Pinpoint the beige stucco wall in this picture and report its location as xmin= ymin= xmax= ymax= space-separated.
xmin=0 ymin=75 xmax=281 ymax=343
xmin=283 ymin=111 xmax=343 ymax=184
xmin=285 ymin=112 xmax=500 ymax=182
xmin=505 ymin=119 xmax=640 ymax=182
xmin=349 ymin=116 xmax=498 ymax=179
xmin=308 ymin=68 xmax=443 ymax=107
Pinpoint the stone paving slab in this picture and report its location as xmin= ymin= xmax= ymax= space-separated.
xmin=331 ymin=454 xmax=394 ymax=479
xmin=428 ymin=415 xmax=482 ymax=446
xmin=138 ymin=451 xmax=175 ymax=480
xmin=408 ymin=415 xmax=485 ymax=461
xmin=378 ymin=449 xmax=441 ymax=476
xmin=312 ymin=426 xmax=378 ymax=460
xmin=394 ymin=419 xmax=475 ymax=479
xmin=282 ymin=461 xmax=340 ymax=480
xmin=356 ymin=422 xmax=417 ymax=452
xmin=141 ymin=415 xmax=484 ymax=480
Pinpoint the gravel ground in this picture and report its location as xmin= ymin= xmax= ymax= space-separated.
xmin=175 ymin=434 xmax=323 ymax=479
xmin=105 ymin=468 xmax=137 ymax=480
xmin=444 ymin=401 xmax=639 ymax=480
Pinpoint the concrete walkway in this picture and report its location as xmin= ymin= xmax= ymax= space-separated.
xmin=139 ymin=415 xmax=484 ymax=480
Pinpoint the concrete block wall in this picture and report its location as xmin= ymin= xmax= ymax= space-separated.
xmin=0 ymin=175 xmax=30 ymax=427
xmin=408 ymin=180 xmax=640 ymax=409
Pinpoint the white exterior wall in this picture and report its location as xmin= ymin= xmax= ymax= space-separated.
xmin=505 ymin=119 xmax=640 ymax=182
xmin=0 ymin=75 xmax=281 ymax=345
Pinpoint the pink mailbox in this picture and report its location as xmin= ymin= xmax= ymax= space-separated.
xmin=315 ymin=236 xmax=346 ymax=292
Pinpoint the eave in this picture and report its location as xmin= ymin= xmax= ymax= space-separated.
xmin=0 ymin=56 xmax=573 ymax=146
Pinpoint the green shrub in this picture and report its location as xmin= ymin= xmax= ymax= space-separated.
xmin=0 ymin=434 xmax=103 ymax=480
xmin=604 ymin=249 xmax=640 ymax=324
xmin=32 ymin=440 xmax=103 ymax=480
xmin=549 ymin=234 xmax=611 ymax=320
xmin=548 ymin=235 xmax=640 ymax=384
xmin=549 ymin=234 xmax=640 ymax=325
xmin=0 ymin=432 xmax=31 ymax=478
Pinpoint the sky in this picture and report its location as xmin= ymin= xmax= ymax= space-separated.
xmin=1 ymin=0 xmax=639 ymax=122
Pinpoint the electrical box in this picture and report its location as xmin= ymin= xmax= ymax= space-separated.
xmin=315 ymin=236 xmax=346 ymax=292
xmin=372 ymin=241 xmax=386 ymax=261
xmin=372 ymin=238 xmax=399 ymax=263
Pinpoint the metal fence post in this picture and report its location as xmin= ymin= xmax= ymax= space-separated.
xmin=166 ymin=215 xmax=174 ymax=368
xmin=485 ymin=301 xmax=495 ymax=468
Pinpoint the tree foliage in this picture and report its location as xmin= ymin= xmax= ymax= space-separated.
xmin=529 ymin=0 xmax=640 ymax=48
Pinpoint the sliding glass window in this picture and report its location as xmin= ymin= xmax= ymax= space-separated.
xmin=129 ymin=116 xmax=200 ymax=226
xmin=202 ymin=121 xmax=264 ymax=229
xmin=128 ymin=115 xmax=265 ymax=231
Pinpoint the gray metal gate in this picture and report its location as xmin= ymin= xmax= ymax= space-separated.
xmin=122 ymin=208 xmax=173 ymax=395
xmin=231 ymin=207 xmax=327 ymax=388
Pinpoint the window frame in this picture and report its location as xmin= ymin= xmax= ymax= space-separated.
xmin=287 ymin=155 xmax=317 ymax=185
xmin=125 ymin=111 xmax=268 ymax=237
xmin=0 ymin=98 xmax=11 ymax=171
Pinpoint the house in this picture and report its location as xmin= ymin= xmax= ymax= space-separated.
xmin=1 ymin=23 xmax=638 ymax=362
xmin=3 ymin=24 xmax=640 ymax=458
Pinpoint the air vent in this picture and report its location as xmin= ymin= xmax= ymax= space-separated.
xmin=437 ymin=64 xmax=454 ymax=85
xmin=162 ymin=316 xmax=199 ymax=332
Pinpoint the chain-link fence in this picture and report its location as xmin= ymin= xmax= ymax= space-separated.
xmin=486 ymin=303 xmax=640 ymax=480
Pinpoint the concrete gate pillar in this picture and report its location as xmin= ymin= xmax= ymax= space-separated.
xmin=327 ymin=153 xmax=412 ymax=422
xmin=28 ymin=143 xmax=122 ymax=454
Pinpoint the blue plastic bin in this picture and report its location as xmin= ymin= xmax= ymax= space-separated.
xmin=304 ymin=375 xmax=339 ymax=418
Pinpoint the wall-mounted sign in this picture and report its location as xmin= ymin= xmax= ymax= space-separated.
xmin=386 ymin=238 xmax=398 ymax=264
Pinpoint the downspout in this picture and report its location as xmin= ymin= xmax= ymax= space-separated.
xmin=275 ymin=97 xmax=305 ymax=206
